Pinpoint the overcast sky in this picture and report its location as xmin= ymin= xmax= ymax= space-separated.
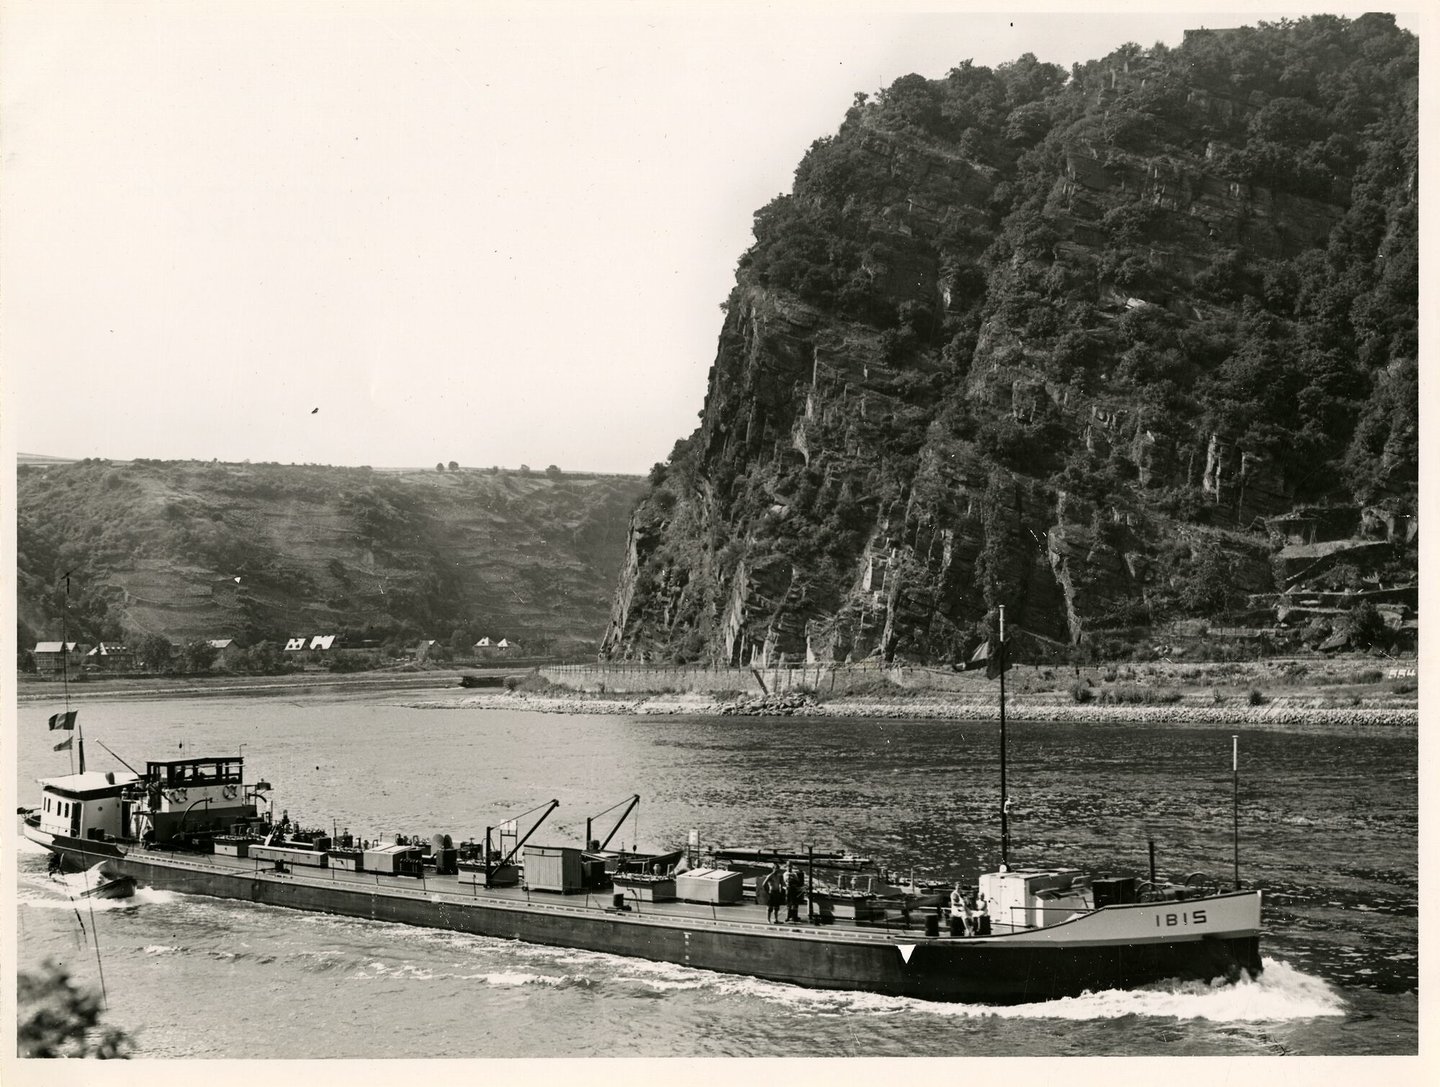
xmin=1 ymin=2 xmax=1423 ymax=473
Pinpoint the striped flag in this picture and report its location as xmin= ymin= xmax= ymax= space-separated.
xmin=53 ymin=736 xmax=73 ymax=751
xmin=48 ymin=710 xmax=77 ymax=731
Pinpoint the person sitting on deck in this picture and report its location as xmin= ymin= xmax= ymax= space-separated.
xmin=950 ymin=883 xmax=973 ymax=936
xmin=975 ymin=896 xmax=991 ymax=936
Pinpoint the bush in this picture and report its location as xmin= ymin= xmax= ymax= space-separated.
xmin=1247 ymin=688 xmax=1267 ymax=706
xmin=19 ymin=959 xmax=134 ymax=1058
xmin=1069 ymin=682 xmax=1094 ymax=703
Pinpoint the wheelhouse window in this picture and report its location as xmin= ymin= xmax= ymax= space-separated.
xmin=150 ymin=759 xmax=243 ymax=787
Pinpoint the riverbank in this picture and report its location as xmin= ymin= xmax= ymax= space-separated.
xmin=421 ymin=689 xmax=1417 ymax=728
xmin=13 ymin=668 xmax=479 ymax=703
xmin=19 ymin=661 xmax=1416 ymax=727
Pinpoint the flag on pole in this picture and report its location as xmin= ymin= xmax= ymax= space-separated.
xmin=53 ymin=736 xmax=73 ymax=751
xmin=48 ymin=710 xmax=77 ymax=731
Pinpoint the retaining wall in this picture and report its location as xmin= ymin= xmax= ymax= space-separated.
xmin=539 ymin=662 xmax=978 ymax=695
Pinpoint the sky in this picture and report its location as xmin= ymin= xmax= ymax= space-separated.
xmin=0 ymin=2 xmax=1425 ymax=474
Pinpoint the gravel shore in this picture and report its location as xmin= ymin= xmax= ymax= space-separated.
xmin=438 ymin=690 xmax=1416 ymax=728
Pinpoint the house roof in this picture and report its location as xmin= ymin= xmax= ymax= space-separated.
xmin=38 ymin=770 xmax=141 ymax=795
xmin=88 ymin=643 xmax=129 ymax=655
xmin=207 ymin=639 xmax=234 ymax=650
xmin=474 ymin=637 xmax=492 ymax=646
xmin=284 ymin=638 xmax=307 ymax=651
xmin=309 ymin=635 xmax=336 ymax=650
xmin=34 ymin=642 xmax=76 ymax=653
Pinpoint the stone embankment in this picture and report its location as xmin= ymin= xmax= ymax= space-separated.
xmin=718 ymin=693 xmax=818 ymax=716
xmin=439 ymin=690 xmax=1415 ymax=727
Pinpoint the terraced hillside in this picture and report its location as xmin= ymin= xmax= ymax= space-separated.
xmin=17 ymin=460 xmax=644 ymax=654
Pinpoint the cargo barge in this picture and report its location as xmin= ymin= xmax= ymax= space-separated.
xmin=21 ymin=752 xmax=1261 ymax=1004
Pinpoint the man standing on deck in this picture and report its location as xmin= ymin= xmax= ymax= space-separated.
xmin=784 ymin=862 xmax=805 ymax=922
xmin=763 ymin=862 xmax=784 ymax=923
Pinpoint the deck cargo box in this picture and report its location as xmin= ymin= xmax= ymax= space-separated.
xmin=364 ymin=844 xmax=423 ymax=875
xmin=814 ymin=891 xmax=884 ymax=921
xmin=212 ymin=837 xmax=251 ymax=859
xmin=980 ymin=868 xmax=1083 ymax=930
xmin=676 ymin=868 xmax=744 ymax=904
xmin=524 ymin=845 xmax=584 ymax=893
xmin=613 ymin=874 xmax=676 ymax=902
xmin=250 ymin=845 xmax=327 ymax=868
xmin=457 ymin=861 xmax=520 ymax=887
xmin=1091 ymin=876 xmax=1139 ymax=907
xmin=328 ymin=849 xmax=365 ymax=871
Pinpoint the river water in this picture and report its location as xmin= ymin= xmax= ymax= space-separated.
xmin=14 ymin=685 xmax=1418 ymax=1057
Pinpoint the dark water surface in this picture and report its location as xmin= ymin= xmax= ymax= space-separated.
xmin=15 ymin=687 xmax=1418 ymax=1057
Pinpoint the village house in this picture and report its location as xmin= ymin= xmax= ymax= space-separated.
xmin=86 ymin=643 xmax=136 ymax=672
xmin=308 ymin=634 xmax=337 ymax=651
xmin=415 ymin=639 xmax=441 ymax=662
xmin=284 ymin=637 xmax=307 ymax=653
xmin=206 ymin=638 xmax=245 ymax=668
xmin=474 ymin=637 xmax=521 ymax=659
xmin=32 ymin=641 xmax=89 ymax=677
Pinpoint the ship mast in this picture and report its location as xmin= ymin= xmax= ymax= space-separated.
xmin=999 ymin=605 xmax=1008 ymax=869
xmin=60 ymin=572 xmax=84 ymax=774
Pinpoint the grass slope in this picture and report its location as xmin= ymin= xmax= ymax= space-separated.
xmin=17 ymin=460 xmax=644 ymax=652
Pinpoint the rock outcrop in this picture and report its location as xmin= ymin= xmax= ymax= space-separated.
xmin=605 ymin=17 xmax=1418 ymax=664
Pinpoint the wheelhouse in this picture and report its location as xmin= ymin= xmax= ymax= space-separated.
xmin=134 ymin=756 xmax=264 ymax=844
xmin=36 ymin=771 xmax=141 ymax=842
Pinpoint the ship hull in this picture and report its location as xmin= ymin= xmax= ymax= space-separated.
xmin=26 ymin=827 xmax=1262 ymax=1004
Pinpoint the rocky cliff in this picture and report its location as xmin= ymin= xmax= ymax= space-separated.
xmin=603 ymin=16 xmax=1418 ymax=665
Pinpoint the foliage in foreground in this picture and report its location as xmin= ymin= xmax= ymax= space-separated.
xmin=18 ymin=959 xmax=134 ymax=1059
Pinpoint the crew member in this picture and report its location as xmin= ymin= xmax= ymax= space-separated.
xmin=763 ymin=862 xmax=784 ymax=923
xmin=950 ymin=883 xmax=973 ymax=936
xmin=784 ymin=862 xmax=805 ymax=922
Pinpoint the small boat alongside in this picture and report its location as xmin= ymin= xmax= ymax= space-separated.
xmin=80 ymin=873 xmax=137 ymax=900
